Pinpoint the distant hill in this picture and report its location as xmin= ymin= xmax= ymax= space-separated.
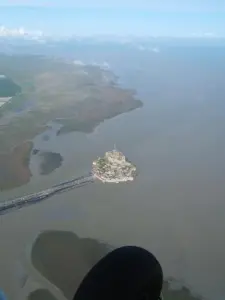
xmin=0 ymin=76 xmax=21 ymax=97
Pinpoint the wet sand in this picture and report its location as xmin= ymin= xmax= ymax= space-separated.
xmin=28 ymin=289 xmax=58 ymax=300
xmin=31 ymin=230 xmax=110 ymax=299
xmin=38 ymin=151 xmax=63 ymax=175
xmin=30 ymin=230 xmax=201 ymax=300
xmin=0 ymin=141 xmax=33 ymax=190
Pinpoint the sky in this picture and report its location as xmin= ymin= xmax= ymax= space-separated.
xmin=0 ymin=0 xmax=225 ymax=37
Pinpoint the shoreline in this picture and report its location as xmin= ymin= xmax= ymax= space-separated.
xmin=93 ymin=173 xmax=134 ymax=183
xmin=0 ymin=54 xmax=142 ymax=191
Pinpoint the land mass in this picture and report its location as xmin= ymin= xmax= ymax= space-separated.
xmin=93 ymin=149 xmax=137 ymax=183
xmin=38 ymin=151 xmax=63 ymax=175
xmin=0 ymin=54 xmax=142 ymax=190
xmin=0 ymin=141 xmax=33 ymax=190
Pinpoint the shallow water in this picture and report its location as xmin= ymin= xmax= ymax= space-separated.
xmin=0 ymin=48 xmax=225 ymax=300
xmin=29 ymin=230 xmax=200 ymax=300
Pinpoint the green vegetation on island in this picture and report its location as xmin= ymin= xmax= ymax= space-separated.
xmin=93 ymin=150 xmax=137 ymax=183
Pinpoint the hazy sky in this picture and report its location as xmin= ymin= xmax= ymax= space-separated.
xmin=0 ymin=0 xmax=224 ymax=36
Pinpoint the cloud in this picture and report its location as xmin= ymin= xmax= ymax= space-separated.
xmin=191 ymin=31 xmax=219 ymax=38
xmin=1 ymin=0 xmax=225 ymax=12
xmin=73 ymin=60 xmax=86 ymax=65
xmin=203 ymin=32 xmax=218 ymax=37
xmin=0 ymin=25 xmax=43 ymax=38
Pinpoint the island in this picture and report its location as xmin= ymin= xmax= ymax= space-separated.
xmin=92 ymin=149 xmax=137 ymax=183
xmin=0 ymin=149 xmax=136 ymax=215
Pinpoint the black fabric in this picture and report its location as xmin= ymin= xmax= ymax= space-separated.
xmin=74 ymin=246 xmax=163 ymax=300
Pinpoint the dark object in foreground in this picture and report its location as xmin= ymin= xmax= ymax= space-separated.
xmin=74 ymin=246 xmax=163 ymax=300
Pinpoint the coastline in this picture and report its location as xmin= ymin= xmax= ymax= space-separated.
xmin=0 ymin=54 xmax=142 ymax=191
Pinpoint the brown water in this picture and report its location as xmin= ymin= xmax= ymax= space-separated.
xmin=0 ymin=48 xmax=225 ymax=300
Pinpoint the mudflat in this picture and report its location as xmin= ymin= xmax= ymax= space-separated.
xmin=0 ymin=54 xmax=142 ymax=190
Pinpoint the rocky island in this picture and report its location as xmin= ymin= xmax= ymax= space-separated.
xmin=92 ymin=149 xmax=137 ymax=183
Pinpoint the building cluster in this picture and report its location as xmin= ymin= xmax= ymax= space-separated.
xmin=93 ymin=150 xmax=136 ymax=183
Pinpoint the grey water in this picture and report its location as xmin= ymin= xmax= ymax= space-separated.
xmin=0 ymin=47 xmax=225 ymax=300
